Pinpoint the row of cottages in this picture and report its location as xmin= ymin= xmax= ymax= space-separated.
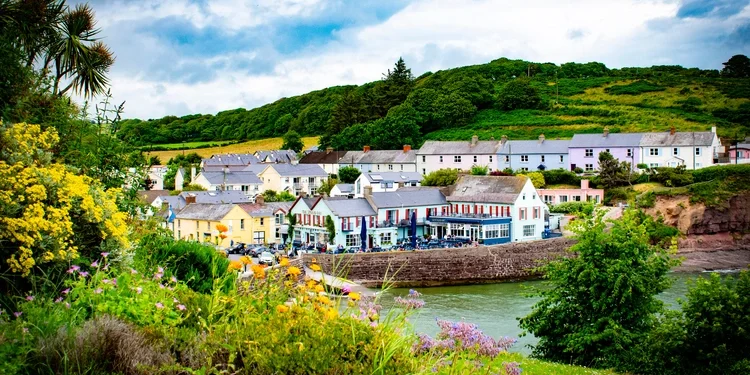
xmin=188 ymin=164 xmax=328 ymax=197
xmin=417 ymin=136 xmax=499 ymax=175
xmin=288 ymin=175 xmax=546 ymax=248
xmin=339 ymin=145 xmax=418 ymax=173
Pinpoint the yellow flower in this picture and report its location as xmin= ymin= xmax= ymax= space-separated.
xmin=310 ymin=264 xmax=321 ymax=272
xmin=240 ymin=255 xmax=253 ymax=265
xmin=316 ymin=295 xmax=332 ymax=305
xmin=279 ymin=257 xmax=290 ymax=267
xmin=306 ymin=279 xmax=317 ymax=289
xmin=228 ymin=261 xmax=243 ymax=271
xmin=314 ymin=284 xmax=325 ymax=293
xmin=251 ymin=264 xmax=266 ymax=279
xmin=348 ymin=292 xmax=361 ymax=301
xmin=276 ymin=305 xmax=289 ymax=313
xmin=287 ymin=266 xmax=301 ymax=277
xmin=324 ymin=307 xmax=338 ymax=320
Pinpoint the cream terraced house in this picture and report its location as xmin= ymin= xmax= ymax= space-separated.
xmin=417 ymin=135 xmax=499 ymax=175
xmin=257 ymin=164 xmax=328 ymax=197
xmin=339 ymin=145 xmax=418 ymax=173
xmin=638 ymin=127 xmax=720 ymax=169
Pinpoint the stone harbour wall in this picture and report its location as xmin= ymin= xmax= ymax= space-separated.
xmin=302 ymin=237 xmax=576 ymax=287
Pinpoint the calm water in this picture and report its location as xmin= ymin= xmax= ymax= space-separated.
xmin=379 ymin=272 xmax=726 ymax=354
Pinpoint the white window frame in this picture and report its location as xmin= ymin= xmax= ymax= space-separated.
xmin=541 ymin=155 xmax=545 ymax=163
xmin=346 ymin=234 xmax=360 ymax=247
xmin=498 ymin=224 xmax=509 ymax=238
xmin=523 ymin=224 xmax=535 ymax=237
xmin=559 ymin=195 xmax=568 ymax=203
xmin=627 ymin=148 xmax=633 ymax=157
xmin=560 ymin=155 xmax=564 ymax=163
xmin=473 ymin=155 xmax=478 ymax=163
xmin=253 ymin=231 xmax=265 ymax=244
xmin=439 ymin=156 xmax=443 ymax=163
xmin=673 ymin=147 xmax=679 ymax=156
xmin=504 ymin=155 xmax=510 ymax=163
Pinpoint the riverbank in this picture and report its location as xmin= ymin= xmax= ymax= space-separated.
xmin=674 ymin=232 xmax=750 ymax=272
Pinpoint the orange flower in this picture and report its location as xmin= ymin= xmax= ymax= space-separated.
xmin=251 ymin=264 xmax=266 ymax=279
xmin=228 ymin=261 xmax=243 ymax=271
xmin=279 ymin=257 xmax=290 ymax=267
xmin=276 ymin=305 xmax=289 ymax=313
xmin=219 ymin=234 xmax=227 ymax=240
xmin=240 ymin=256 xmax=253 ymax=265
xmin=287 ymin=266 xmax=301 ymax=277
xmin=216 ymin=224 xmax=228 ymax=233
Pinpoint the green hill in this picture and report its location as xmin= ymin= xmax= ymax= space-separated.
xmin=117 ymin=57 xmax=750 ymax=150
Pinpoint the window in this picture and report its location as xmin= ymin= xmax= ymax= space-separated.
xmin=559 ymin=195 xmax=568 ymax=203
xmin=533 ymin=207 xmax=540 ymax=219
xmin=504 ymin=155 xmax=509 ymax=163
xmin=673 ymin=147 xmax=679 ymax=156
xmin=400 ymin=165 xmax=403 ymax=171
xmin=585 ymin=164 xmax=594 ymax=172
xmin=520 ymin=208 xmax=526 ymax=220
xmin=259 ymin=218 xmax=264 ymax=226
xmin=388 ymin=164 xmax=393 ymax=170
xmin=275 ymin=213 xmax=284 ymax=225
xmin=346 ymin=234 xmax=360 ymax=247
xmin=573 ymin=195 xmax=582 ymax=201
xmin=241 ymin=185 xmax=249 ymax=192
xmin=473 ymin=156 xmax=478 ymax=163
xmin=533 ymin=194 xmax=536 ymax=200
xmin=520 ymin=167 xmax=529 ymax=172
xmin=489 ymin=155 xmax=493 ymax=162
xmin=439 ymin=156 xmax=443 ymax=163
xmin=422 ymin=155 xmax=426 ymax=162
xmin=240 ymin=219 xmax=245 ymax=230
xmin=649 ymin=148 xmax=660 ymax=156
xmin=650 ymin=163 xmax=659 ymax=168
xmin=560 ymin=155 xmax=564 ymax=163
xmin=695 ymin=147 xmax=701 ymax=156
xmin=377 ymin=165 xmax=380 ymax=171
xmin=605 ymin=149 xmax=610 ymax=153
xmin=285 ymin=178 xmax=290 ymax=183
xmin=522 ymin=193 xmax=526 ymax=200
xmin=523 ymin=224 xmax=536 ymax=237
xmin=177 ymin=220 xmax=181 ymax=229
xmin=541 ymin=155 xmax=545 ymax=163
xmin=627 ymin=148 xmax=633 ymax=157
xmin=585 ymin=149 xmax=593 ymax=157
xmin=454 ymin=155 xmax=462 ymax=163
xmin=381 ymin=232 xmax=392 ymax=244
xmin=422 ymin=168 xmax=426 ymax=175
xmin=485 ymin=224 xmax=500 ymax=238
xmin=520 ymin=155 xmax=529 ymax=163
xmin=380 ymin=181 xmax=394 ymax=189
xmin=498 ymin=223 xmax=509 ymax=238
xmin=207 ymin=222 xmax=211 ymax=231
xmin=449 ymin=223 xmax=464 ymax=237
xmin=253 ymin=231 xmax=265 ymax=244
xmin=543 ymin=195 xmax=554 ymax=203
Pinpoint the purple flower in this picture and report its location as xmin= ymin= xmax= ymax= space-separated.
xmin=94 ymin=288 xmax=103 ymax=294
xmin=62 ymin=288 xmax=71 ymax=295
xmin=25 ymin=295 xmax=34 ymax=301
xmin=67 ymin=265 xmax=80 ymax=274
xmin=342 ymin=286 xmax=352 ymax=294
xmin=102 ymin=279 xmax=112 ymax=284
xmin=154 ymin=273 xmax=163 ymax=280
xmin=135 ymin=287 xmax=143 ymax=294
xmin=90 ymin=260 xmax=99 ymax=268
xmin=14 ymin=312 xmax=22 ymax=318
xmin=54 ymin=297 xmax=63 ymax=303
xmin=64 ymin=302 xmax=70 ymax=309
xmin=176 ymin=304 xmax=186 ymax=311
xmin=22 ymin=327 xmax=28 ymax=334
xmin=78 ymin=271 xmax=89 ymax=278
xmin=130 ymin=268 xmax=138 ymax=274
xmin=394 ymin=296 xmax=425 ymax=310
xmin=173 ymin=297 xmax=179 ymax=303
xmin=155 ymin=302 xmax=164 ymax=309
xmin=170 ymin=276 xmax=177 ymax=283
xmin=158 ymin=283 xmax=165 ymax=289
xmin=408 ymin=289 xmax=421 ymax=298
xmin=157 ymin=266 xmax=164 ymax=273
xmin=101 ymin=252 xmax=109 ymax=258
xmin=503 ymin=362 xmax=522 ymax=375
xmin=413 ymin=319 xmax=516 ymax=358
xmin=103 ymin=264 xmax=109 ymax=270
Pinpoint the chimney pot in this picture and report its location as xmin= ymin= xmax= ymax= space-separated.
xmin=538 ymin=133 xmax=545 ymax=143
xmin=403 ymin=144 xmax=411 ymax=153
xmin=670 ymin=126 xmax=676 ymax=135
xmin=255 ymin=195 xmax=264 ymax=204
xmin=363 ymin=145 xmax=370 ymax=153
xmin=326 ymin=147 xmax=333 ymax=154
xmin=501 ymin=135 xmax=508 ymax=145
xmin=185 ymin=195 xmax=196 ymax=204
xmin=363 ymin=185 xmax=373 ymax=197
xmin=471 ymin=135 xmax=478 ymax=146
xmin=603 ymin=127 xmax=610 ymax=137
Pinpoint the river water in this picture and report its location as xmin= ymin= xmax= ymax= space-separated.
xmin=380 ymin=272 xmax=718 ymax=354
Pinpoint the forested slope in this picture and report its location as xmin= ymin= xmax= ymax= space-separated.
xmin=117 ymin=56 xmax=750 ymax=149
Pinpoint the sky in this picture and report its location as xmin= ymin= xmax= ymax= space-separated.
xmin=73 ymin=0 xmax=750 ymax=120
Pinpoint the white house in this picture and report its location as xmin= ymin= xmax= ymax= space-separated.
xmin=298 ymin=147 xmax=345 ymax=175
xmin=330 ymin=183 xmax=354 ymax=198
xmin=638 ymin=127 xmax=720 ymax=169
xmin=353 ymin=171 xmax=423 ymax=197
xmin=363 ymin=186 xmax=448 ymax=246
xmin=416 ymin=135 xmax=500 ymax=175
xmin=147 ymin=165 xmax=168 ymax=190
xmin=192 ymin=171 xmax=263 ymax=195
xmin=339 ymin=145 xmax=418 ymax=173
xmin=429 ymin=175 xmax=547 ymax=243
xmin=201 ymin=154 xmax=259 ymax=169
xmin=289 ymin=196 xmax=377 ymax=247
xmin=497 ymin=135 xmax=570 ymax=172
xmin=257 ymin=164 xmax=328 ymax=197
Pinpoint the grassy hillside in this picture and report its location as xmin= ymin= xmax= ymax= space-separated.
xmin=146 ymin=136 xmax=319 ymax=161
xmin=118 ymin=57 xmax=750 ymax=156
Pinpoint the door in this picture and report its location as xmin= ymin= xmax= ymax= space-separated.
xmin=570 ymin=163 xmax=576 ymax=171
xmin=470 ymin=226 xmax=480 ymax=241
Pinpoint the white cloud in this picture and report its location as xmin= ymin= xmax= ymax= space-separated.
xmin=76 ymin=0 xmax=750 ymax=120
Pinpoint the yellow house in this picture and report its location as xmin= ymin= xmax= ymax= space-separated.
xmin=238 ymin=203 xmax=275 ymax=245
xmin=257 ymin=164 xmax=328 ymax=197
xmin=174 ymin=203 xmax=260 ymax=247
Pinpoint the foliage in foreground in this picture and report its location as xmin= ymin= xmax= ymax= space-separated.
xmin=422 ymin=168 xmax=459 ymax=186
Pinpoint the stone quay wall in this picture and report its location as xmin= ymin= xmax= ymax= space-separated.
xmin=302 ymin=237 xmax=576 ymax=287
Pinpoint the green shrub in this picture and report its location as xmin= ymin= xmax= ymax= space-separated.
xmin=652 ymin=166 xmax=694 ymax=187
xmin=541 ymin=169 xmax=581 ymax=186
xmin=637 ymin=191 xmax=656 ymax=208
xmin=549 ymin=201 xmax=594 ymax=215
xmin=604 ymin=80 xmax=666 ymax=95
xmin=573 ymin=167 xmax=584 ymax=174
xmin=423 ymin=168 xmax=459 ymax=186
xmin=134 ymin=233 xmax=232 ymax=294
xmin=603 ymin=187 xmax=634 ymax=205
xmin=692 ymin=164 xmax=750 ymax=183
xmin=470 ymin=164 xmax=489 ymax=175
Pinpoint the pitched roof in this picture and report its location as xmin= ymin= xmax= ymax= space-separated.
xmin=333 ymin=183 xmax=354 ymax=193
xmin=197 ymin=171 xmax=262 ymax=185
xmin=175 ymin=203 xmax=236 ymax=221
xmin=155 ymin=195 xmax=184 ymax=210
xmin=299 ymin=150 xmax=346 ymax=164
xmin=367 ymin=187 xmax=446 ymax=208
xmin=178 ymin=190 xmax=253 ymax=204
xmin=446 ymin=175 xmax=528 ymax=204
xmin=262 ymin=163 xmax=327 ymax=177
xmin=569 ymin=133 xmax=644 ymax=148
xmin=639 ymin=131 xmax=715 ymax=147
xmin=238 ymin=203 xmax=273 ymax=216
xmin=362 ymin=171 xmax=423 ymax=183
xmin=241 ymin=164 xmax=268 ymax=174
xmin=417 ymin=140 xmax=500 ymax=155
xmin=265 ymin=201 xmax=293 ymax=213
xmin=498 ymin=140 xmax=570 ymax=155
xmin=138 ymin=190 xmax=170 ymax=204
xmin=202 ymin=154 xmax=259 ymax=166
xmin=255 ymin=150 xmax=297 ymax=163
xmin=201 ymin=165 xmax=250 ymax=172
xmin=324 ymin=197 xmax=376 ymax=217
xmin=339 ymin=150 xmax=417 ymax=164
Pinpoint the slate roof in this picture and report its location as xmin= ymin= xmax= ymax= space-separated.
xmin=178 ymin=191 xmax=253 ymax=204
xmin=639 ymin=131 xmax=715 ymax=147
xmin=255 ymin=150 xmax=297 ymax=163
xmin=498 ymin=140 xmax=570 ymax=155
xmin=569 ymin=133 xmax=644 ymax=148
xmin=240 ymin=164 xmax=268 ymax=174
xmin=238 ymin=203 xmax=273 ymax=216
xmin=446 ymin=175 xmax=528 ymax=204
xmin=263 ymin=164 xmax=327 ymax=177
xmin=367 ymin=187 xmax=446 ymax=208
xmin=417 ymin=140 xmax=501 ymax=155
xmin=202 ymin=154 xmax=259 ymax=166
xmin=201 ymin=165 xmax=250 ymax=172
xmin=138 ymin=190 xmax=170 ymax=204
xmin=362 ymin=171 xmax=423 ymax=183
xmin=198 ymin=171 xmax=262 ymax=185
xmin=155 ymin=195 xmax=183 ymax=210
xmin=265 ymin=201 xmax=293 ymax=213
xmin=324 ymin=197 xmax=376 ymax=217
xmin=175 ymin=203 xmax=235 ymax=221
xmin=333 ymin=184 xmax=354 ymax=193
xmin=298 ymin=150 xmax=346 ymax=164
xmin=339 ymin=150 xmax=417 ymax=164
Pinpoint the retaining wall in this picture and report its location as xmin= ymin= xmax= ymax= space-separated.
xmin=302 ymin=237 xmax=576 ymax=287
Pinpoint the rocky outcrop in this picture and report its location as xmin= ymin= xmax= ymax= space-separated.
xmin=644 ymin=193 xmax=750 ymax=235
xmin=675 ymin=233 xmax=750 ymax=272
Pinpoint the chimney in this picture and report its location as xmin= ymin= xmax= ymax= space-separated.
xmin=190 ymin=167 xmax=196 ymax=182
xmin=363 ymin=185 xmax=373 ymax=197
xmin=581 ymin=179 xmax=589 ymax=189
xmin=670 ymin=126 xmax=676 ymax=135
xmin=255 ymin=195 xmax=264 ymax=204
xmin=363 ymin=145 xmax=370 ymax=153
xmin=471 ymin=135 xmax=478 ymax=146
xmin=403 ymin=144 xmax=411 ymax=153
xmin=711 ymin=126 xmax=716 ymax=134
xmin=501 ymin=135 xmax=508 ymax=145
xmin=603 ymin=127 xmax=610 ymax=138
xmin=326 ymin=147 xmax=333 ymax=154
xmin=538 ymin=133 xmax=545 ymax=144
xmin=185 ymin=195 xmax=196 ymax=205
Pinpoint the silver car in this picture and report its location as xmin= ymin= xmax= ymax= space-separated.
xmin=258 ymin=251 xmax=275 ymax=266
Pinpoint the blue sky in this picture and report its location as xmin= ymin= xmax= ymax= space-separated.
xmin=74 ymin=0 xmax=750 ymax=119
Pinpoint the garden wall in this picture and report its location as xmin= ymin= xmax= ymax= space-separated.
xmin=302 ymin=238 xmax=576 ymax=287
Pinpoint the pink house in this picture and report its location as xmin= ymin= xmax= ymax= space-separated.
xmin=728 ymin=139 xmax=750 ymax=163
xmin=537 ymin=180 xmax=604 ymax=205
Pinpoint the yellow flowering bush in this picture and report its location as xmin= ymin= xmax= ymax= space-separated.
xmin=0 ymin=123 xmax=129 ymax=276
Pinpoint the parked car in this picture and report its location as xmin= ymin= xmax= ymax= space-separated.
xmin=227 ymin=242 xmax=246 ymax=255
xmin=258 ymin=251 xmax=275 ymax=266
xmin=345 ymin=246 xmax=360 ymax=254
xmin=248 ymin=245 xmax=265 ymax=257
xmin=369 ymin=246 xmax=383 ymax=253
